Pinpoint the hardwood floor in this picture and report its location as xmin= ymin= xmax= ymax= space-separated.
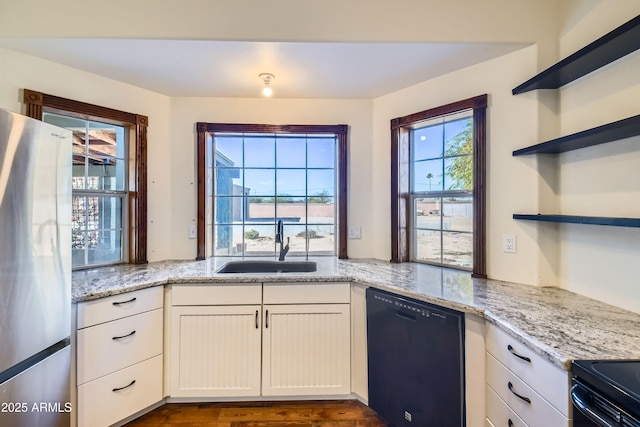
xmin=123 ymin=400 xmax=390 ymax=427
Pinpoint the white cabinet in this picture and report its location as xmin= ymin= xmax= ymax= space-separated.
xmin=77 ymin=356 xmax=163 ymax=427
xmin=262 ymin=303 xmax=350 ymax=396
xmin=76 ymin=287 xmax=164 ymax=427
xmin=262 ymin=282 xmax=351 ymax=397
xmin=77 ymin=309 xmax=163 ymax=384
xmin=170 ymin=304 xmax=262 ymax=397
xmin=169 ymin=282 xmax=351 ymax=399
xmin=485 ymin=323 xmax=571 ymax=427
xmin=350 ymin=283 xmax=368 ymax=401
xmin=169 ymin=283 xmax=262 ymax=398
xmin=465 ymin=313 xmax=487 ymax=427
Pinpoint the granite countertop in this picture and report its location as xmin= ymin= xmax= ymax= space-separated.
xmin=72 ymin=257 xmax=640 ymax=370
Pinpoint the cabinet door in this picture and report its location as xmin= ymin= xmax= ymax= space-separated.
xmin=170 ymin=305 xmax=262 ymax=397
xmin=262 ymin=304 xmax=350 ymax=396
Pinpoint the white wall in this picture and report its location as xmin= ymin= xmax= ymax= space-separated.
xmin=0 ymin=47 xmax=175 ymax=262
xmin=168 ymin=97 xmax=373 ymax=260
xmin=0 ymin=0 xmax=560 ymax=266
xmin=1 ymin=0 xmax=638 ymax=312
xmin=555 ymin=2 xmax=640 ymax=313
xmin=0 ymin=0 xmax=557 ymax=45
xmin=368 ymin=2 xmax=640 ymax=313
xmin=371 ymin=46 xmax=558 ymax=286
xmin=0 ymin=48 xmax=374 ymax=263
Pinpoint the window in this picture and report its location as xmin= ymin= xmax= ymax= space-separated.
xmin=391 ymin=95 xmax=487 ymax=277
xmin=23 ymin=89 xmax=148 ymax=268
xmin=411 ymin=110 xmax=474 ymax=268
xmin=196 ymin=123 xmax=348 ymax=260
xmin=44 ymin=114 xmax=128 ymax=268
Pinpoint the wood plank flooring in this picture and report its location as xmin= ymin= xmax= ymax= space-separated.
xmin=123 ymin=400 xmax=390 ymax=427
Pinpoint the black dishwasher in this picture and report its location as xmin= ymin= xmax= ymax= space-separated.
xmin=366 ymin=287 xmax=465 ymax=427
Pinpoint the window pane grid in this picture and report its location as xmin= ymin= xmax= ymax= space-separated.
xmin=71 ymin=195 xmax=125 ymax=267
xmin=410 ymin=110 xmax=473 ymax=269
xmin=213 ymin=133 xmax=336 ymax=257
xmin=217 ymin=166 xmax=335 ymax=169
xmin=45 ymin=112 xmax=128 ymax=269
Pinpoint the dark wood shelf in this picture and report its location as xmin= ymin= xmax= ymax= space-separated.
xmin=512 ymin=15 xmax=640 ymax=94
xmin=512 ymin=114 xmax=640 ymax=156
xmin=513 ymin=214 xmax=640 ymax=228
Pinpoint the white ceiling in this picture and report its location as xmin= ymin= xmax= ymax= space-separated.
xmin=0 ymin=38 xmax=528 ymax=99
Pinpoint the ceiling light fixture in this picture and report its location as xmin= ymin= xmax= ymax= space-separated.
xmin=259 ymin=73 xmax=275 ymax=97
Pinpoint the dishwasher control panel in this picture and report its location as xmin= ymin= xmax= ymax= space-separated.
xmin=371 ymin=291 xmax=453 ymax=320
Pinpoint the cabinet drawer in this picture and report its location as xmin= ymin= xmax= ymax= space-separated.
xmin=77 ymin=308 xmax=163 ymax=384
xmin=172 ymin=284 xmax=262 ymax=305
xmin=77 ymin=287 xmax=163 ymax=328
xmin=486 ymin=354 xmax=568 ymax=427
xmin=486 ymin=385 xmax=528 ymax=427
xmin=263 ymin=282 xmax=350 ymax=304
xmin=485 ymin=323 xmax=570 ymax=415
xmin=77 ymin=355 xmax=163 ymax=427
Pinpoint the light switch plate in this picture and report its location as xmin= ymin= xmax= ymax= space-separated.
xmin=348 ymin=226 xmax=362 ymax=239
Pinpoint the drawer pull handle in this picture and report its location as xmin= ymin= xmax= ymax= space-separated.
xmin=255 ymin=310 xmax=259 ymax=329
xmin=507 ymin=344 xmax=531 ymax=363
xmin=112 ymin=297 xmax=137 ymax=306
xmin=112 ymin=330 xmax=136 ymax=340
xmin=508 ymin=381 xmax=531 ymax=404
xmin=508 ymin=419 xmax=514 ymax=427
xmin=112 ymin=380 xmax=136 ymax=392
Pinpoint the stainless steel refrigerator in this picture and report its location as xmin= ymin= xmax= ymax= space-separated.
xmin=0 ymin=108 xmax=72 ymax=426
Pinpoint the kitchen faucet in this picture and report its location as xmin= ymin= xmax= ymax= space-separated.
xmin=275 ymin=219 xmax=289 ymax=261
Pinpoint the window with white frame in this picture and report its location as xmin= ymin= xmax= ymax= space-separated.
xmin=410 ymin=110 xmax=473 ymax=268
xmin=43 ymin=113 xmax=128 ymax=268
xmin=212 ymin=132 xmax=338 ymax=257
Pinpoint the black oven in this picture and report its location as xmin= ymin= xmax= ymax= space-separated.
xmin=571 ymin=360 xmax=640 ymax=427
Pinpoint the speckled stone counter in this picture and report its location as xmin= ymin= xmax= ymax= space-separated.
xmin=72 ymin=257 xmax=640 ymax=370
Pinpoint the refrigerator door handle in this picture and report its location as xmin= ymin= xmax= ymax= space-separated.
xmin=0 ymin=338 xmax=70 ymax=384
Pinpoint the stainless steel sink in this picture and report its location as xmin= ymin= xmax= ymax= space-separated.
xmin=216 ymin=260 xmax=317 ymax=273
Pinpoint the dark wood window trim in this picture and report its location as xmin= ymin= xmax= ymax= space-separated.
xmin=390 ymin=94 xmax=487 ymax=278
xmin=196 ymin=122 xmax=349 ymax=260
xmin=23 ymin=88 xmax=148 ymax=264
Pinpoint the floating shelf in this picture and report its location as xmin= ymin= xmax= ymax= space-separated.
xmin=513 ymin=214 xmax=640 ymax=228
xmin=512 ymin=114 xmax=640 ymax=156
xmin=512 ymin=15 xmax=640 ymax=94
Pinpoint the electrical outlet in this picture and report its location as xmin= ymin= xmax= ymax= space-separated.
xmin=189 ymin=224 xmax=197 ymax=239
xmin=348 ymin=226 xmax=362 ymax=239
xmin=502 ymin=234 xmax=516 ymax=253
